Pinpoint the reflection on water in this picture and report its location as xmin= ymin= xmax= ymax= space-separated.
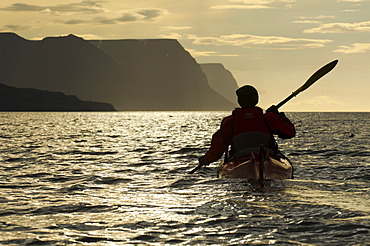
xmin=0 ymin=112 xmax=369 ymax=245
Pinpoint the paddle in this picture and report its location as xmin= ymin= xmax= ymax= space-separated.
xmin=276 ymin=60 xmax=338 ymax=109
xmin=188 ymin=162 xmax=204 ymax=174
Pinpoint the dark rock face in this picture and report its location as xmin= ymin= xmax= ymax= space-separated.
xmin=89 ymin=39 xmax=236 ymax=110
xmin=0 ymin=83 xmax=115 ymax=111
xmin=0 ymin=33 xmax=236 ymax=110
xmin=0 ymin=33 xmax=126 ymax=109
xmin=200 ymin=63 xmax=239 ymax=105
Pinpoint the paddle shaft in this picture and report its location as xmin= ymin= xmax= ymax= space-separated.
xmin=276 ymin=93 xmax=296 ymax=109
xmin=188 ymin=163 xmax=203 ymax=174
xmin=276 ymin=60 xmax=338 ymax=109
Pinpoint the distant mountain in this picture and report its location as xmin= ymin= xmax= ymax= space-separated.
xmin=0 ymin=33 xmax=127 ymax=108
xmin=0 ymin=33 xmax=236 ymax=110
xmin=200 ymin=63 xmax=239 ymax=105
xmin=0 ymin=83 xmax=115 ymax=111
xmin=89 ymin=39 xmax=237 ymax=110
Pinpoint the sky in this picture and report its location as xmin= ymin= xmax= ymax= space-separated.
xmin=1 ymin=0 xmax=369 ymax=111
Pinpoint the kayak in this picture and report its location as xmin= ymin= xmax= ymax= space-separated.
xmin=217 ymin=147 xmax=293 ymax=180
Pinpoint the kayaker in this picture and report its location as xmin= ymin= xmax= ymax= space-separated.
xmin=198 ymin=85 xmax=296 ymax=166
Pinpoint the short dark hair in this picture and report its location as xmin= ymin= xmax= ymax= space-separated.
xmin=236 ymin=85 xmax=259 ymax=108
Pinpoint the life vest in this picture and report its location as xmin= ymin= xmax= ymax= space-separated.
xmin=232 ymin=107 xmax=270 ymax=137
xmin=230 ymin=107 xmax=275 ymax=158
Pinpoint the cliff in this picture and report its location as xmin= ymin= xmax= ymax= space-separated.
xmin=0 ymin=33 xmax=127 ymax=108
xmin=200 ymin=63 xmax=239 ymax=105
xmin=0 ymin=83 xmax=116 ymax=111
xmin=89 ymin=39 xmax=236 ymax=110
xmin=0 ymin=33 xmax=236 ymax=110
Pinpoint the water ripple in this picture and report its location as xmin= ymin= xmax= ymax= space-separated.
xmin=0 ymin=112 xmax=369 ymax=245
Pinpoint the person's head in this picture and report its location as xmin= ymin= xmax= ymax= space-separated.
xmin=236 ymin=85 xmax=259 ymax=108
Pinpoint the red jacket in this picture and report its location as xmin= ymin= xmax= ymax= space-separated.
xmin=202 ymin=107 xmax=295 ymax=164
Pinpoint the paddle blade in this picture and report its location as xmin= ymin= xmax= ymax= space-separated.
xmin=276 ymin=59 xmax=339 ymax=109
xmin=294 ymin=60 xmax=338 ymax=95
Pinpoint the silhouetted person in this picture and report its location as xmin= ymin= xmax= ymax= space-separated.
xmin=199 ymin=85 xmax=296 ymax=166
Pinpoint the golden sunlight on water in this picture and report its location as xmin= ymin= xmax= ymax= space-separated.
xmin=287 ymin=179 xmax=370 ymax=213
xmin=0 ymin=112 xmax=369 ymax=245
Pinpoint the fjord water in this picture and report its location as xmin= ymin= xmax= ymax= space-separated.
xmin=0 ymin=112 xmax=369 ymax=245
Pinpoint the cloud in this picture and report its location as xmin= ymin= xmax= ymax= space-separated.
xmin=230 ymin=0 xmax=273 ymax=3
xmin=0 ymin=24 xmax=30 ymax=31
xmin=291 ymin=96 xmax=343 ymax=107
xmin=157 ymin=32 xmax=184 ymax=39
xmin=333 ymin=43 xmax=370 ymax=54
xmin=0 ymin=1 xmax=108 ymax=15
xmin=338 ymin=0 xmax=369 ymax=2
xmin=185 ymin=49 xmax=239 ymax=57
xmin=293 ymin=20 xmax=322 ymax=24
xmin=0 ymin=3 xmax=42 ymax=12
xmin=211 ymin=5 xmax=273 ymax=9
xmin=337 ymin=0 xmax=369 ymax=11
xmin=230 ymin=0 xmax=297 ymax=4
xmin=187 ymin=33 xmax=332 ymax=49
xmin=186 ymin=49 xmax=218 ymax=57
xmin=123 ymin=8 xmax=168 ymax=22
xmin=305 ymin=15 xmax=336 ymax=19
xmin=137 ymin=9 xmax=164 ymax=20
xmin=341 ymin=9 xmax=361 ymax=12
xmin=304 ymin=21 xmax=370 ymax=33
xmin=40 ymin=8 xmax=60 ymax=15
xmin=293 ymin=15 xmax=336 ymax=24
xmin=211 ymin=0 xmax=296 ymax=10
xmin=75 ymin=33 xmax=105 ymax=40
xmin=158 ymin=27 xmax=192 ymax=39
xmin=64 ymin=19 xmax=89 ymax=25
xmin=161 ymin=26 xmax=192 ymax=31
xmin=60 ymin=8 xmax=168 ymax=25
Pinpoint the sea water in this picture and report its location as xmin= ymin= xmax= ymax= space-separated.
xmin=0 ymin=112 xmax=369 ymax=245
